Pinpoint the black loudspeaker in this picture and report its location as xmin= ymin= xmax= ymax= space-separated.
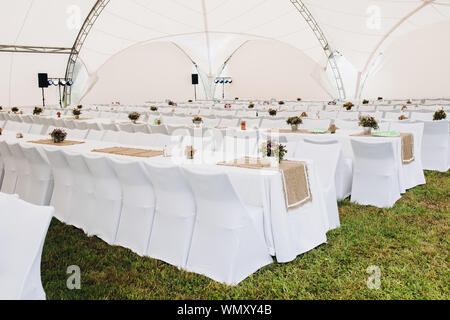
xmin=191 ymin=74 xmax=199 ymax=85
xmin=38 ymin=73 xmax=48 ymax=88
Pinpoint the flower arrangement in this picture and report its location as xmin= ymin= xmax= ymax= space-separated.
xmin=278 ymin=101 xmax=285 ymax=105
xmin=406 ymin=100 xmax=412 ymax=104
xmin=192 ymin=116 xmax=203 ymax=124
xmin=268 ymin=109 xmax=277 ymax=116
xmin=328 ymin=101 xmax=337 ymax=105
xmin=362 ymin=99 xmax=369 ymax=104
xmin=343 ymin=102 xmax=354 ymax=111
xmin=359 ymin=115 xmax=379 ymax=134
xmin=286 ymin=116 xmax=302 ymax=131
xmin=0 ymin=106 xmax=3 ymax=111
xmin=168 ymin=100 xmax=174 ymax=106
xmin=259 ymin=140 xmax=287 ymax=163
xmin=33 ymin=107 xmax=43 ymax=115
xmin=77 ymin=104 xmax=83 ymax=109
xmin=150 ymin=106 xmax=158 ymax=111
xmin=11 ymin=107 xmax=19 ymax=113
xmin=328 ymin=124 xmax=338 ymax=134
xmin=398 ymin=115 xmax=408 ymax=121
xmin=433 ymin=109 xmax=447 ymax=121
xmin=263 ymin=101 xmax=270 ymax=105
xmin=188 ymin=99 xmax=193 ymax=103
xmin=401 ymin=105 xmax=408 ymax=111
xmin=235 ymin=97 xmax=239 ymax=100
xmin=297 ymin=98 xmax=302 ymax=101
xmin=224 ymin=104 xmax=232 ymax=109
xmin=248 ymin=103 xmax=255 ymax=109
xmin=50 ymin=128 xmax=67 ymax=143
xmin=377 ymin=97 xmax=383 ymax=101
xmin=154 ymin=118 xmax=162 ymax=125
xmin=300 ymin=112 xmax=308 ymax=118
xmin=72 ymin=108 xmax=81 ymax=119
xmin=128 ymin=112 xmax=140 ymax=123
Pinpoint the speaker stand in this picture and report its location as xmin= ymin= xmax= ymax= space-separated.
xmin=41 ymin=88 xmax=46 ymax=107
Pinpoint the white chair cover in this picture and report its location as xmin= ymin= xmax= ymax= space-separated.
xmin=0 ymin=141 xmax=18 ymax=194
xmin=110 ymin=158 xmax=156 ymax=255
xmin=350 ymin=140 xmax=401 ymax=208
xmin=144 ymin=163 xmax=196 ymax=268
xmin=7 ymin=143 xmax=32 ymax=202
xmin=183 ymin=169 xmax=273 ymax=285
xmin=418 ymin=120 xmax=449 ymax=172
xmin=0 ymin=194 xmax=53 ymax=300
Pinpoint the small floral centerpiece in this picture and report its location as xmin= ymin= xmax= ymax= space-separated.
xmin=11 ymin=107 xmax=19 ymax=113
xmin=128 ymin=112 xmax=140 ymax=124
xmin=77 ymin=104 xmax=83 ymax=109
xmin=300 ymin=112 xmax=308 ymax=118
xmin=72 ymin=108 xmax=82 ymax=119
xmin=150 ymin=106 xmax=158 ymax=112
xmin=286 ymin=116 xmax=302 ymax=131
xmin=401 ymin=105 xmax=408 ymax=111
xmin=50 ymin=128 xmax=67 ymax=143
xmin=362 ymin=99 xmax=369 ymax=104
xmin=268 ymin=109 xmax=277 ymax=116
xmin=224 ymin=103 xmax=232 ymax=109
xmin=168 ymin=100 xmax=174 ymax=106
xmin=248 ymin=103 xmax=255 ymax=109
xmin=278 ymin=101 xmax=285 ymax=106
xmin=377 ymin=97 xmax=383 ymax=101
xmin=33 ymin=107 xmax=43 ymax=115
xmin=433 ymin=109 xmax=447 ymax=121
xmin=343 ymin=102 xmax=354 ymax=111
xmin=406 ymin=99 xmax=412 ymax=104
xmin=259 ymin=140 xmax=287 ymax=164
xmin=235 ymin=97 xmax=239 ymax=100
xmin=328 ymin=101 xmax=337 ymax=105
xmin=398 ymin=115 xmax=408 ymax=121
xmin=359 ymin=115 xmax=379 ymax=135
xmin=154 ymin=118 xmax=162 ymax=125
xmin=193 ymin=116 xmax=203 ymax=125
xmin=0 ymin=106 xmax=3 ymax=111
xmin=263 ymin=101 xmax=270 ymax=105
xmin=297 ymin=98 xmax=302 ymax=101
xmin=188 ymin=99 xmax=193 ymax=103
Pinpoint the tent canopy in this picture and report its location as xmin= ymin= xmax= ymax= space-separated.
xmin=1 ymin=0 xmax=449 ymax=105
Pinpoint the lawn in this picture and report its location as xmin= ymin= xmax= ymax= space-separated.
xmin=41 ymin=170 xmax=449 ymax=300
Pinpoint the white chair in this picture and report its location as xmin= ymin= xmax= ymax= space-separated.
xmin=337 ymin=111 xmax=359 ymax=120
xmin=146 ymin=133 xmax=176 ymax=149
xmin=133 ymin=124 xmax=150 ymax=133
xmin=118 ymin=123 xmax=135 ymax=133
xmin=144 ymin=163 xmax=196 ymax=268
xmin=20 ymin=145 xmax=54 ymax=206
xmin=0 ymin=141 xmax=18 ymax=194
xmin=118 ymin=132 xmax=137 ymax=145
xmin=85 ymin=129 xmax=104 ymax=141
xmin=260 ymin=119 xmax=289 ymax=130
xmin=66 ymin=129 xmax=87 ymax=140
xmin=219 ymin=118 xmax=239 ymax=128
xmin=418 ymin=120 xmax=449 ymax=172
xmin=294 ymin=139 xmax=341 ymax=230
xmin=102 ymin=130 xmax=121 ymax=143
xmin=350 ymin=140 xmax=401 ymax=208
xmin=334 ymin=119 xmax=359 ymax=130
xmin=0 ymin=195 xmax=53 ymax=300
xmin=73 ymin=121 xmax=88 ymax=130
xmin=301 ymin=119 xmax=331 ymax=130
xmin=86 ymin=122 xmax=102 ymax=131
xmin=148 ymin=125 xmax=168 ymax=135
xmin=410 ymin=112 xmax=433 ymax=121
xmin=389 ymin=122 xmax=426 ymax=189
xmin=183 ymin=169 xmax=273 ymax=285
xmin=62 ymin=151 xmax=96 ymax=233
xmin=102 ymin=123 xmax=119 ymax=131
xmin=83 ymin=155 xmax=122 ymax=244
xmin=29 ymin=123 xmax=45 ymax=135
xmin=7 ymin=143 xmax=32 ymax=202
xmin=110 ymin=159 xmax=156 ymax=256
xmin=44 ymin=149 xmax=74 ymax=223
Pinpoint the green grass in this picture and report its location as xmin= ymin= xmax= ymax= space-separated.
xmin=41 ymin=170 xmax=450 ymax=300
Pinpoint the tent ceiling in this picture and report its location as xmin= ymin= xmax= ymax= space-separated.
xmin=1 ymin=0 xmax=449 ymax=84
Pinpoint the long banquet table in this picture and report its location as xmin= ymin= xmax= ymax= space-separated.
xmin=0 ymin=130 xmax=330 ymax=263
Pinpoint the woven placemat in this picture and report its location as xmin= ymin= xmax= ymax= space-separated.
xmin=29 ymin=139 xmax=85 ymax=146
xmin=92 ymin=147 xmax=163 ymax=158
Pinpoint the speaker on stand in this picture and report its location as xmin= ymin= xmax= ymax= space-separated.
xmin=192 ymin=74 xmax=199 ymax=101
xmin=38 ymin=73 xmax=48 ymax=107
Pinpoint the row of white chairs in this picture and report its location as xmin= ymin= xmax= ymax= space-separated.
xmin=0 ymin=143 xmax=273 ymax=285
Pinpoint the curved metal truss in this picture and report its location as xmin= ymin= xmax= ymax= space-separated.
xmin=63 ymin=0 xmax=346 ymax=105
xmin=63 ymin=0 xmax=110 ymax=106
xmin=290 ymin=0 xmax=346 ymax=100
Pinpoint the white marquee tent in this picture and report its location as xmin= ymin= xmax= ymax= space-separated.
xmin=1 ymin=0 xmax=449 ymax=106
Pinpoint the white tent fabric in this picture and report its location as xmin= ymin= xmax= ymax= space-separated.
xmin=1 ymin=0 xmax=450 ymax=106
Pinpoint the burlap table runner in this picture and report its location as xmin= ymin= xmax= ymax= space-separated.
xmin=29 ymin=139 xmax=85 ymax=146
xmin=217 ymin=157 xmax=312 ymax=210
xmin=351 ymin=132 xmax=415 ymax=164
xmin=92 ymin=147 xmax=163 ymax=158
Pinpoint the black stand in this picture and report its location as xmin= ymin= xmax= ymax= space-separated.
xmin=41 ymin=88 xmax=46 ymax=107
xmin=58 ymin=83 xmax=63 ymax=108
xmin=193 ymin=84 xmax=197 ymax=101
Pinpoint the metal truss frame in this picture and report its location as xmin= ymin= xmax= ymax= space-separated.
xmin=290 ymin=0 xmax=346 ymax=100
xmin=63 ymin=0 xmax=110 ymax=106
xmin=0 ymin=45 xmax=73 ymax=54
